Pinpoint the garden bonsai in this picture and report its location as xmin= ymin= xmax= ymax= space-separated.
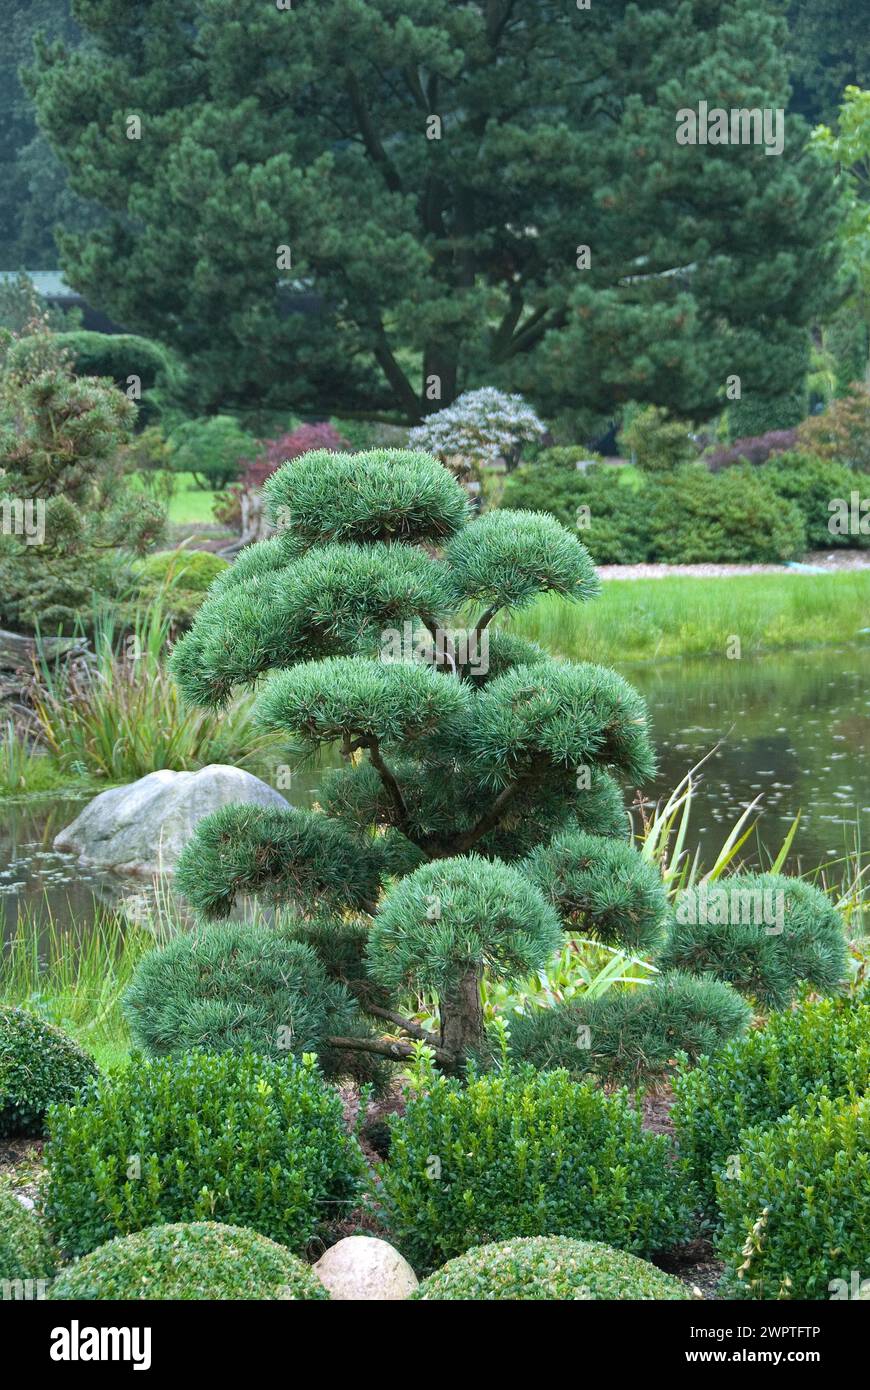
xmin=163 ymin=447 xmax=754 ymax=1080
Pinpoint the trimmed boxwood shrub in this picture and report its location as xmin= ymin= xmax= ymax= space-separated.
xmin=501 ymin=463 xmax=649 ymax=564
xmin=672 ymin=995 xmax=870 ymax=1219
xmin=377 ymin=1065 xmax=694 ymax=1273
xmin=0 ymin=1007 xmax=98 ymax=1139
xmin=48 ymin=1222 xmax=330 ymax=1301
xmin=715 ymin=1094 xmax=870 ymax=1300
xmin=412 ymin=1236 xmax=695 ymax=1301
xmin=0 ymin=1180 xmax=56 ymax=1285
xmin=660 ymin=872 xmax=849 ymax=1009
xmin=646 ymin=465 xmax=806 ymax=563
xmin=44 ymin=1051 xmax=365 ymax=1258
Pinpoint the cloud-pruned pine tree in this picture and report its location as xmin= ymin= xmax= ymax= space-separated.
xmin=154 ymin=448 xmax=748 ymax=1080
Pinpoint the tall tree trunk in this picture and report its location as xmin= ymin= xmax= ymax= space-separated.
xmin=439 ymin=965 xmax=484 ymax=1069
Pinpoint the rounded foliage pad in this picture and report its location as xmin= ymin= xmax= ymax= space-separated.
xmin=366 ymin=855 xmax=562 ymax=994
xmin=256 ymin=655 xmax=471 ymax=750
xmin=123 ymin=923 xmax=361 ymax=1063
xmin=522 ymin=828 xmax=669 ymax=952
xmin=506 ymin=970 xmax=751 ymax=1086
xmin=48 ymin=1222 xmax=329 ymax=1301
xmin=413 ymin=1236 xmax=694 ymax=1301
xmin=264 ymin=447 xmax=470 ymax=544
xmin=471 ymin=661 xmax=656 ymax=786
xmin=174 ymin=802 xmax=384 ymax=920
xmin=661 ymin=872 xmax=848 ymax=1007
xmin=446 ymin=509 xmax=600 ymax=609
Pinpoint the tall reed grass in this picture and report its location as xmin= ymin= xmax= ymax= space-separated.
xmin=30 ymin=600 xmax=280 ymax=783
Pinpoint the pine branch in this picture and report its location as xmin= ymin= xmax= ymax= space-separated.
xmin=327 ymin=1034 xmax=452 ymax=1065
xmin=361 ymin=1002 xmax=441 ymax=1046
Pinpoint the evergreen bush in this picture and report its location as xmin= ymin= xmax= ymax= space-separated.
xmin=646 ymin=466 xmax=806 ymax=563
xmin=43 ymin=1051 xmax=365 ymax=1257
xmin=0 ymin=1006 xmax=98 ymax=1139
xmin=376 ymin=1063 xmax=694 ymax=1273
xmin=0 ymin=1180 xmax=56 ymax=1286
xmin=660 ymin=873 xmax=849 ymax=1009
xmin=168 ymin=447 xmax=747 ymax=1079
xmin=412 ymin=1236 xmax=694 ymax=1301
xmin=501 ymin=462 xmax=649 ymax=564
xmin=762 ymin=451 xmax=870 ymax=549
xmin=715 ymin=1094 xmax=870 ymax=1300
xmin=48 ymin=1222 xmax=329 ymax=1301
xmin=671 ymin=995 xmax=870 ymax=1218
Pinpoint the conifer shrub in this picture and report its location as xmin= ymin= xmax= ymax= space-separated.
xmin=505 ymin=970 xmax=751 ymax=1086
xmin=671 ymin=995 xmax=870 ymax=1219
xmin=715 ymin=1094 xmax=870 ymax=1300
xmin=0 ymin=1180 xmax=56 ymax=1285
xmin=660 ymin=873 xmax=849 ymax=1009
xmin=43 ymin=1052 xmax=365 ymax=1258
xmin=48 ymin=1222 xmax=329 ymax=1301
xmin=646 ymin=466 xmax=806 ymax=563
xmin=376 ymin=1064 xmax=694 ymax=1273
xmin=167 ymin=447 xmax=747 ymax=1079
xmin=762 ymin=451 xmax=870 ymax=549
xmin=0 ymin=1006 xmax=98 ymax=1139
xmin=122 ymin=922 xmax=388 ymax=1087
xmin=412 ymin=1236 xmax=695 ymax=1301
xmin=501 ymin=462 xmax=649 ymax=563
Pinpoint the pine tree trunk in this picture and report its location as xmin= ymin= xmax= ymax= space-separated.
xmin=439 ymin=965 xmax=484 ymax=1069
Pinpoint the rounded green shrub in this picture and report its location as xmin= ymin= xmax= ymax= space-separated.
xmin=49 ymin=1221 xmax=329 ymax=1301
xmin=506 ymin=970 xmax=750 ymax=1086
xmin=501 ymin=463 xmax=650 ymax=564
xmin=521 ymin=829 xmax=669 ymax=952
xmin=44 ymin=1051 xmax=365 ymax=1258
xmin=715 ymin=1094 xmax=870 ymax=1300
xmin=672 ymin=994 xmax=870 ymax=1219
xmin=413 ymin=1236 xmax=694 ymax=1301
xmin=136 ymin=548 xmax=229 ymax=592
xmin=366 ymin=855 xmax=562 ymax=996
xmin=377 ymin=1064 xmax=694 ymax=1273
xmin=0 ymin=1007 xmax=98 ymax=1139
xmin=762 ymin=451 xmax=870 ymax=550
xmin=661 ymin=873 xmax=848 ymax=1008
xmin=0 ymin=1181 xmax=56 ymax=1285
xmin=646 ymin=465 xmax=806 ymax=563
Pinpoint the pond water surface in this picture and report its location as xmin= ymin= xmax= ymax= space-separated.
xmin=2 ymin=643 xmax=868 ymax=942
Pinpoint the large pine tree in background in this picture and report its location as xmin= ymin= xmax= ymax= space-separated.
xmin=28 ymin=0 xmax=840 ymax=428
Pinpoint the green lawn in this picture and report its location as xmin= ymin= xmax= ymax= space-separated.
xmin=165 ymin=472 xmax=225 ymax=525
xmin=503 ymin=570 xmax=870 ymax=663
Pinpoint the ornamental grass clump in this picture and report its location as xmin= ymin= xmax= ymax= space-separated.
xmin=166 ymin=447 xmax=763 ymax=1078
xmin=671 ymin=995 xmax=870 ymax=1219
xmin=715 ymin=1094 xmax=870 ymax=1301
xmin=412 ymin=1236 xmax=695 ymax=1301
xmin=48 ymin=1222 xmax=329 ymax=1302
xmin=43 ymin=1051 xmax=365 ymax=1258
xmin=376 ymin=1063 xmax=694 ymax=1273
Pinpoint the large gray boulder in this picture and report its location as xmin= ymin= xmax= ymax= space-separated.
xmin=54 ymin=764 xmax=288 ymax=878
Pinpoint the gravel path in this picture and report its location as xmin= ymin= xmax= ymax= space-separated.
xmin=598 ymin=552 xmax=870 ymax=581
